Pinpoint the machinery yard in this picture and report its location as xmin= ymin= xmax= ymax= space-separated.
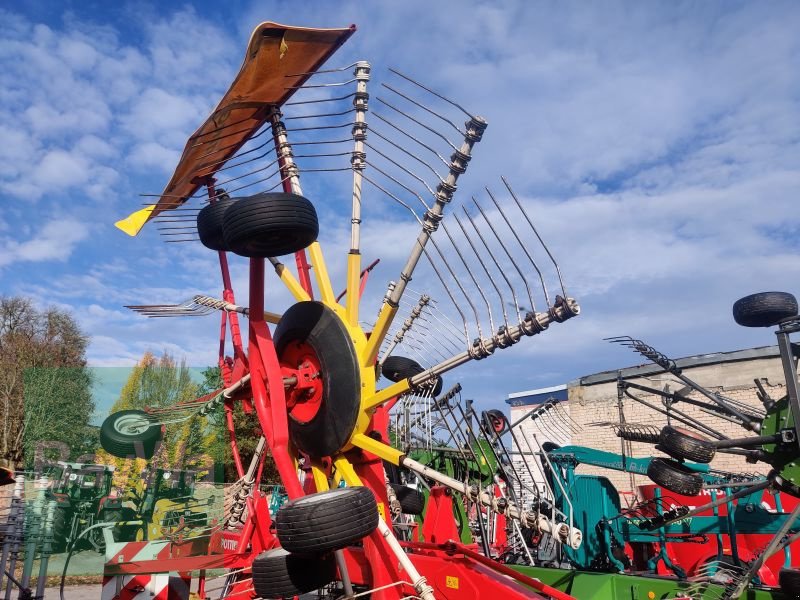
xmin=0 ymin=3 xmax=798 ymax=599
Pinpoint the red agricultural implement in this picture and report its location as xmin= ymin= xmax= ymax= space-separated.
xmin=103 ymin=20 xmax=583 ymax=600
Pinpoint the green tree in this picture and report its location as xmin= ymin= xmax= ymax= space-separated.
xmin=98 ymin=351 xmax=203 ymax=489
xmin=0 ymin=296 xmax=95 ymax=469
xmin=199 ymin=366 xmax=279 ymax=483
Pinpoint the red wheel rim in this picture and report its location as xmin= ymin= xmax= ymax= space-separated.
xmin=281 ymin=339 xmax=324 ymax=423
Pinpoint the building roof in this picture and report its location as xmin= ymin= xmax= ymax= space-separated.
xmin=576 ymin=344 xmax=782 ymax=387
xmin=506 ymin=384 xmax=568 ymax=407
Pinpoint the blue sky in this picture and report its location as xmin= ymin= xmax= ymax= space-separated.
xmin=2 ymin=1 xmax=800 ymax=419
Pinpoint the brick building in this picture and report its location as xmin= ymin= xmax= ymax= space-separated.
xmin=507 ymin=345 xmax=786 ymax=496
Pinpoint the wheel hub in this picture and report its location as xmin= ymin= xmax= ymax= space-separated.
xmin=274 ymin=301 xmax=361 ymax=458
xmin=281 ymin=340 xmax=324 ymax=423
xmin=113 ymin=414 xmax=152 ymax=436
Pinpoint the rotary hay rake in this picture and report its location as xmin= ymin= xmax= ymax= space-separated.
xmin=103 ymin=21 xmax=582 ymax=600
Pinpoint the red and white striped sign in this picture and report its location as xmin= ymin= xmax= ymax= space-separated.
xmin=101 ymin=572 xmax=190 ymax=600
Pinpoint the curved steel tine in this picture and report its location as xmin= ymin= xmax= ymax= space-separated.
xmin=407 ymin=315 xmax=462 ymax=358
xmin=471 ymin=197 xmax=535 ymax=321
xmin=285 ymin=92 xmax=356 ymax=106
xmin=284 ymin=121 xmax=355 ymax=133
xmin=364 ymin=141 xmax=437 ymax=199
xmin=364 ymin=161 xmax=432 ymax=211
xmin=372 ymin=112 xmax=451 ymax=168
xmin=407 ymin=290 xmax=470 ymax=348
xmin=405 ymin=329 xmax=451 ymax=364
xmin=484 ymin=187 xmax=547 ymax=309
xmin=438 ymin=221 xmax=495 ymax=335
xmin=421 ymin=245 xmax=474 ymax=347
xmin=459 ymin=208 xmax=519 ymax=328
xmin=452 ymin=211 xmax=510 ymax=332
xmin=502 ymin=176 xmax=568 ymax=300
xmin=363 ymin=174 xmax=424 ymax=225
xmin=399 ymin=299 xmax=464 ymax=356
xmin=382 ymin=295 xmax=430 ymax=363
xmin=368 ymin=127 xmax=445 ymax=184
xmin=387 ymin=68 xmax=476 ymax=121
xmin=283 ymin=107 xmax=354 ymax=120
xmin=381 ymin=83 xmax=465 ymax=136
xmin=413 ymin=311 xmax=464 ymax=356
xmin=375 ymin=96 xmax=459 ymax=152
xmin=284 ymin=77 xmax=358 ymax=89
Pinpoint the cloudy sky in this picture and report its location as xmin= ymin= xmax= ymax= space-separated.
xmin=2 ymin=1 xmax=799 ymax=417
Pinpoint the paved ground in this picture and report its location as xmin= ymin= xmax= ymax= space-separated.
xmin=44 ymin=584 xmax=101 ymax=599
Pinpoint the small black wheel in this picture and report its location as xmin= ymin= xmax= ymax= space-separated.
xmin=381 ymin=355 xmax=443 ymax=397
xmin=389 ymin=483 xmax=425 ymax=515
xmin=276 ymin=487 xmax=379 ymax=555
xmin=658 ymin=426 xmax=715 ymax=464
xmin=222 ymin=192 xmax=318 ymax=257
xmin=383 ymin=460 xmax=402 ymax=485
xmin=88 ymin=510 xmax=121 ymax=552
xmin=274 ymin=302 xmax=360 ymax=458
xmin=483 ymin=409 xmax=510 ymax=436
xmin=732 ymin=292 xmax=798 ymax=328
xmin=252 ymin=548 xmax=336 ymax=598
xmin=779 ymin=568 xmax=800 ymax=598
xmin=647 ymin=457 xmax=703 ymax=496
xmin=100 ymin=410 xmax=162 ymax=459
xmin=196 ymin=193 xmax=236 ymax=251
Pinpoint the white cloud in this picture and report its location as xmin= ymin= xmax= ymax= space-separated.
xmin=0 ymin=218 xmax=88 ymax=266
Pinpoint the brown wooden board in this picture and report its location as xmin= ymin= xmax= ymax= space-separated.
xmin=146 ymin=22 xmax=355 ymax=224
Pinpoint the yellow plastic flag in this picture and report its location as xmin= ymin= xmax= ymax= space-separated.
xmin=115 ymin=204 xmax=156 ymax=236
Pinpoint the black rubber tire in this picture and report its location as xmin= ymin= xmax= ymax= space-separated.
xmin=51 ymin=507 xmax=69 ymax=553
xmin=732 ymin=292 xmax=798 ymax=328
xmin=383 ymin=460 xmax=402 ymax=485
xmin=647 ymin=457 xmax=703 ymax=496
xmin=381 ymin=355 xmax=443 ymax=397
xmin=99 ymin=410 xmax=162 ymax=460
xmin=779 ymin=568 xmax=800 ymax=598
xmin=221 ymin=192 xmax=318 ymax=257
xmin=483 ymin=409 xmax=510 ymax=436
xmin=389 ymin=483 xmax=425 ymax=515
xmin=659 ymin=426 xmax=715 ymax=464
xmin=252 ymin=548 xmax=336 ymax=598
xmin=197 ymin=195 xmax=236 ymax=251
xmin=274 ymin=302 xmax=360 ymax=458
xmin=89 ymin=510 xmax=121 ymax=552
xmin=276 ymin=487 xmax=379 ymax=555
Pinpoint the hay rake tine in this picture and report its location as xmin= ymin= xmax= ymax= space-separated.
xmin=471 ymin=196 xmax=536 ymax=318
xmin=387 ymin=68 xmax=476 ymax=120
xmin=367 ymin=126 xmax=446 ymax=184
xmin=423 ymin=243 xmax=481 ymax=343
xmin=285 ymin=92 xmax=356 ymax=106
xmin=380 ymin=82 xmax=465 ymax=136
xmin=439 ymin=221 xmax=496 ymax=334
xmin=458 ymin=208 xmax=520 ymax=329
xmin=435 ymin=397 xmax=493 ymax=554
xmin=370 ymin=111 xmax=451 ymax=169
xmin=413 ymin=310 xmax=465 ymax=356
xmin=452 ymin=212 xmax=510 ymax=333
xmin=502 ymin=176 xmax=568 ymax=301
xmin=484 ymin=186 xmax=547 ymax=310
xmin=609 ymin=336 xmax=760 ymax=432
xmin=375 ymin=95 xmax=460 ymax=153
xmin=552 ymin=400 xmax=582 ymax=435
xmin=364 ymin=143 xmax=437 ymax=201
xmin=407 ymin=288 xmax=470 ymax=349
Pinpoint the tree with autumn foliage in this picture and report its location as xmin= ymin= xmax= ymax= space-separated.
xmin=0 ymin=296 xmax=95 ymax=469
xmin=97 ymin=351 xmax=214 ymax=491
